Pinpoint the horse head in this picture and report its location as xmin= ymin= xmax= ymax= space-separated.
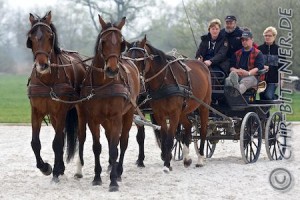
xmin=125 ymin=35 xmax=151 ymax=76
xmin=96 ymin=15 xmax=126 ymax=78
xmin=27 ymin=11 xmax=59 ymax=74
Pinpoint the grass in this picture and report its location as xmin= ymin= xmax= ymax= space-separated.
xmin=284 ymin=92 xmax=300 ymax=121
xmin=0 ymin=74 xmax=31 ymax=123
xmin=0 ymin=74 xmax=299 ymax=123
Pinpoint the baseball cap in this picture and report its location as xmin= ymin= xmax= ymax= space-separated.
xmin=225 ymin=15 xmax=236 ymax=21
xmin=241 ymin=31 xmax=253 ymax=39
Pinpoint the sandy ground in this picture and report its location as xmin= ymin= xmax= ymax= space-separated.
xmin=0 ymin=123 xmax=299 ymax=200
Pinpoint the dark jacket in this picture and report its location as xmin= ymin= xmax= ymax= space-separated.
xmin=195 ymin=33 xmax=229 ymax=73
xmin=220 ymin=27 xmax=243 ymax=58
xmin=258 ymin=42 xmax=281 ymax=83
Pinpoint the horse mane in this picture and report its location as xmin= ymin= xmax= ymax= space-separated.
xmin=49 ymin=23 xmax=61 ymax=54
xmin=145 ymin=42 xmax=174 ymax=63
xmin=27 ymin=15 xmax=61 ymax=54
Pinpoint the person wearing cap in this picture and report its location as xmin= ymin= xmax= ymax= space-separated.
xmin=225 ymin=31 xmax=264 ymax=95
xmin=258 ymin=26 xmax=281 ymax=100
xmin=220 ymin=15 xmax=243 ymax=59
xmin=195 ymin=18 xmax=229 ymax=74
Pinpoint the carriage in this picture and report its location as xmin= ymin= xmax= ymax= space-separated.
xmin=171 ymin=69 xmax=286 ymax=164
xmin=26 ymin=11 xmax=287 ymax=192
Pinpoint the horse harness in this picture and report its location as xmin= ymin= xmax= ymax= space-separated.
xmin=124 ymin=46 xmax=193 ymax=101
xmin=27 ymin=51 xmax=84 ymax=100
xmin=80 ymin=58 xmax=137 ymax=103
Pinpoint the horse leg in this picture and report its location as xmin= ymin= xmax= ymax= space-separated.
xmin=74 ymin=105 xmax=86 ymax=179
xmin=51 ymin=114 xmax=67 ymax=182
xmin=117 ymin=109 xmax=133 ymax=179
xmin=88 ymin=122 xmax=102 ymax=185
xmin=196 ymin=106 xmax=209 ymax=167
xmin=31 ymin=110 xmax=52 ymax=176
xmin=136 ymin=125 xmax=145 ymax=167
xmin=161 ymin=114 xmax=179 ymax=172
xmin=181 ymin=116 xmax=193 ymax=167
xmin=150 ymin=114 xmax=162 ymax=149
xmin=103 ymin=118 xmax=122 ymax=192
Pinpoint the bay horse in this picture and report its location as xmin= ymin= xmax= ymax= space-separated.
xmin=77 ymin=15 xmax=140 ymax=191
xmin=26 ymin=11 xmax=86 ymax=182
xmin=125 ymin=36 xmax=212 ymax=172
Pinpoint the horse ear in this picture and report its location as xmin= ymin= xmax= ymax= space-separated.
xmin=44 ymin=11 xmax=52 ymax=24
xmin=29 ymin=13 xmax=36 ymax=25
xmin=141 ymin=35 xmax=147 ymax=47
xmin=124 ymin=40 xmax=131 ymax=49
xmin=116 ymin=17 xmax=126 ymax=30
xmin=98 ymin=15 xmax=106 ymax=29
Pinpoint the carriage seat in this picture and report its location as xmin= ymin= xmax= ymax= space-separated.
xmin=210 ymin=70 xmax=226 ymax=102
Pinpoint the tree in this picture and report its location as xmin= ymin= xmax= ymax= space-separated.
xmin=69 ymin=0 xmax=158 ymax=39
xmin=147 ymin=0 xmax=300 ymax=75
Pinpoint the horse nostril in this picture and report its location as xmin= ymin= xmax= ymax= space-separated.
xmin=105 ymin=67 xmax=119 ymax=78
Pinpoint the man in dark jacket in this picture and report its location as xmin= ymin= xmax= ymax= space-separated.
xmin=220 ymin=16 xmax=243 ymax=59
xmin=225 ymin=31 xmax=264 ymax=95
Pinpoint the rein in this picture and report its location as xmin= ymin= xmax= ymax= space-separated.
xmin=144 ymin=57 xmax=186 ymax=83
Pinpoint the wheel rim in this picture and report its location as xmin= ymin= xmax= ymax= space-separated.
xmin=265 ymin=112 xmax=286 ymax=160
xmin=240 ymin=112 xmax=262 ymax=163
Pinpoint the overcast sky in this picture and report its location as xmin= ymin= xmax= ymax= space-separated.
xmin=6 ymin=0 xmax=182 ymax=11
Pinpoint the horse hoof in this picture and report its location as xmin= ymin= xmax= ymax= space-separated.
xmin=92 ymin=178 xmax=102 ymax=186
xmin=41 ymin=163 xmax=52 ymax=176
xmin=184 ymin=158 xmax=192 ymax=167
xmin=74 ymin=173 xmax=83 ymax=179
xmin=51 ymin=176 xmax=59 ymax=183
xmin=136 ymin=160 xmax=145 ymax=168
xmin=109 ymin=185 xmax=119 ymax=192
xmin=196 ymin=164 xmax=204 ymax=168
xmin=163 ymin=166 xmax=170 ymax=173
xmin=117 ymin=177 xmax=122 ymax=182
xmin=109 ymin=182 xmax=119 ymax=192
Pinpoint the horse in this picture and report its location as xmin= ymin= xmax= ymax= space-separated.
xmin=125 ymin=36 xmax=212 ymax=172
xmin=135 ymin=92 xmax=160 ymax=167
xmin=26 ymin=11 xmax=86 ymax=182
xmin=77 ymin=15 xmax=140 ymax=191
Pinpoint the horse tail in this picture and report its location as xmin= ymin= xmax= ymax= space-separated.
xmin=150 ymin=114 xmax=162 ymax=148
xmin=65 ymin=107 xmax=78 ymax=162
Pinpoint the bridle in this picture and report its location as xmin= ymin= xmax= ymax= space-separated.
xmin=97 ymin=27 xmax=124 ymax=65
xmin=28 ymin=21 xmax=55 ymax=62
xmin=127 ymin=43 xmax=155 ymax=76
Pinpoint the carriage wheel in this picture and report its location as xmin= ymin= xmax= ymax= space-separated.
xmin=265 ymin=112 xmax=286 ymax=160
xmin=172 ymin=124 xmax=183 ymax=161
xmin=240 ymin=112 xmax=262 ymax=164
xmin=193 ymin=138 xmax=216 ymax=158
xmin=192 ymin=120 xmax=216 ymax=158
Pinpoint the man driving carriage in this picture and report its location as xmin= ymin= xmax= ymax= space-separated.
xmin=225 ymin=30 xmax=264 ymax=94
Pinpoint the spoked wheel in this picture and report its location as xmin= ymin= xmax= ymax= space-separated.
xmin=192 ymin=119 xmax=216 ymax=158
xmin=265 ymin=112 xmax=286 ymax=160
xmin=240 ymin=112 xmax=262 ymax=164
xmin=172 ymin=124 xmax=183 ymax=161
xmin=194 ymin=138 xmax=216 ymax=158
